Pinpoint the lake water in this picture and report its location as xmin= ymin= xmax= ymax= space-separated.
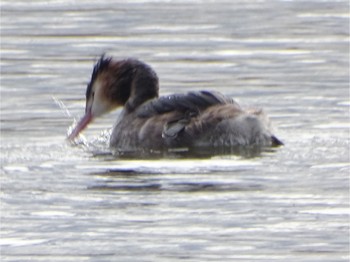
xmin=1 ymin=0 xmax=349 ymax=261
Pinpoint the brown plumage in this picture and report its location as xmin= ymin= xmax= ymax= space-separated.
xmin=68 ymin=55 xmax=283 ymax=155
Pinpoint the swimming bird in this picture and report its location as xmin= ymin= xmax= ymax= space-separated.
xmin=68 ymin=55 xmax=283 ymax=155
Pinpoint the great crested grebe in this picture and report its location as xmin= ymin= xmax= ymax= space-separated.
xmin=68 ymin=55 xmax=283 ymax=154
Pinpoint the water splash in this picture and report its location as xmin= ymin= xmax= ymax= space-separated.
xmin=52 ymin=96 xmax=78 ymax=138
xmin=52 ymin=96 xmax=97 ymax=150
xmin=52 ymin=96 xmax=72 ymax=118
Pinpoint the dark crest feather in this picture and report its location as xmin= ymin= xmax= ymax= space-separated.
xmin=86 ymin=54 xmax=112 ymax=98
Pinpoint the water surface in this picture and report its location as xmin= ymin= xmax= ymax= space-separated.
xmin=1 ymin=0 xmax=349 ymax=261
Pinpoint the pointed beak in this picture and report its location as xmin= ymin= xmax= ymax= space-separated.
xmin=67 ymin=110 xmax=93 ymax=140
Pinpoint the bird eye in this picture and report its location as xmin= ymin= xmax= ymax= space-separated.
xmin=91 ymin=91 xmax=95 ymax=100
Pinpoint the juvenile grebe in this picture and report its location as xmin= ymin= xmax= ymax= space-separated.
xmin=68 ymin=55 xmax=283 ymax=154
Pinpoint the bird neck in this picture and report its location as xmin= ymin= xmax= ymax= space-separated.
xmin=124 ymin=65 xmax=159 ymax=111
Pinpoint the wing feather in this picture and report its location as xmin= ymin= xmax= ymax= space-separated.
xmin=137 ymin=91 xmax=237 ymax=117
